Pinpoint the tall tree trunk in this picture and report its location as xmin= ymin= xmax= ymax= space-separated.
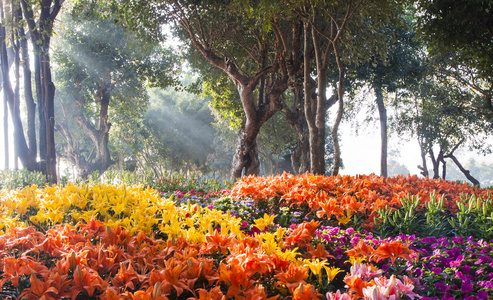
xmin=41 ymin=45 xmax=57 ymax=182
xmin=21 ymin=0 xmax=63 ymax=183
xmin=0 ymin=1 xmax=36 ymax=171
xmin=374 ymin=85 xmax=388 ymax=177
xmin=331 ymin=41 xmax=344 ymax=176
xmin=304 ymin=22 xmax=328 ymax=175
xmin=310 ymin=25 xmax=330 ymax=175
xmin=2 ymin=85 xmax=7 ymax=169
xmin=0 ymin=0 xmax=8 ymax=170
xmin=19 ymin=22 xmax=36 ymax=159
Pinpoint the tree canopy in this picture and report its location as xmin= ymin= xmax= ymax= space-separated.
xmin=0 ymin=0 xmax=491 ymax=185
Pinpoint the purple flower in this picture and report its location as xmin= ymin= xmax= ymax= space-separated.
xmin=350 ymin=236 xmax=360 ymax=246
xmin=435 ymin=282 xmax=450 ymax=291
xmin=422 ymin=237 xmax=436 ymax=244
xmin=462 ymin=265 xmax=471 ymax=273
xmin=431 ymin=267 xmax=442 ymax=275
xmin=478 ymin=280 xmax=493 ymax=289
xmin=475 ymin=255 xmax=492 ymax=265
xmin=461 ymin=281 xmax=473 ymax=293
xmin=455 ymin=271 xmax=464 ymax=279
xmin=477 ymin=291 xmax=489 ymax=299
xmin=452 ymin=236 xmax=464 ymax=244
xmin=345 ymin=227 xmax=354 ymax=235
xmin=381 ymin=264 xmax=390 ymax=272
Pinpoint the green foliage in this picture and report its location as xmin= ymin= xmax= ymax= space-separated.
xmin=374 ymin=191 xmax=493 ymax=240
xmin=85 ymin=168 xmax=232 ymax=193
xmin=374 ymin=194 xmax=427 ymax=237
xmin=419 ymin=0 xmax=493 ymax=81
xmin=0 ymin=169 xmax=49 ymax=190
xmin=53 ymin=4 xmax=179 ymax=176
xmin=143 ymin=87 xmax=220 ymax=174
xmin=448 ymin=193 xmax=493 ymax=241
xmin=203 ymin=77 xmax=243 ymax=130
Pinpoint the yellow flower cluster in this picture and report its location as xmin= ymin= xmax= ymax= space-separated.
xmin=0 ymin=184 xmax=246 ymax=242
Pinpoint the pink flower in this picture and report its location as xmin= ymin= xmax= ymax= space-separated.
xmin=350 ymin=263 xmax=383 ymax=281
xmin=363 ymin=275 xmax=421 ymax=300
xmin=326 ymin=290 xmax=352 ymax=300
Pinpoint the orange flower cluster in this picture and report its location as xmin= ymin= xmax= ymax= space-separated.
xmin=0 ymin=218 xmax=323 ymax=300
xmin=346 ymin=240 xmax=418 ymax=265
xmin=231 ymin=173 xmax=492 ymax=228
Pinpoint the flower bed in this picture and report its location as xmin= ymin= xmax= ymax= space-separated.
xmin=0 ymin=174 xmax=492 ymax=299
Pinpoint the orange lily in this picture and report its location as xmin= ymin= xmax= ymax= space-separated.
xmin=346 ymin=240 xmax=375 ymax=259
xmin=371 ymin=241 xmax=418 ymax=264
xmin=292 ymin=283 xmax=322 ymax=300
xmin=273 ymin=263 xmax=308 ymax=293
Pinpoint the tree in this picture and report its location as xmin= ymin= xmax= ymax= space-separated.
xmin=20 ymin=0 xmax=65 ymax=182
xmin=163 ymin=0 xmax=298 ymax=179
xmin=0 ymin=0 xmax=44 ymax=173
xmin=292 ymin=0 xmax=407 ymax=175
xmin=204 ymin=70 xmax=298 ymax=176
xmin=350 ymin=20 xmax=423 ymax=177
xmin=393 ymin=72 xmax=490 ymax=186
xmin=53 ymin=8 xmax=175 ymax=177
xmin=419 ymin=0 xmax=493 ymax=122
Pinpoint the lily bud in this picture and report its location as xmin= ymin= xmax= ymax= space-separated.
xmin=75 ymin=265 xmax=83 ymax=279
xmin=69 ymin=251 xmax=77 ymax=271
xmin=152 ymin=281 xmax=162 ymax=300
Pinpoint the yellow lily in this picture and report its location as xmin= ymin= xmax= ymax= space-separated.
xmin=324 ymin=266 xmax=344 ymax=282
xmin=254 ymin=213 xmax=277 ymax=231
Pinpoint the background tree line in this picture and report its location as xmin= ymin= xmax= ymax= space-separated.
xmin=1 ymin=0 xmax=492 ymax=186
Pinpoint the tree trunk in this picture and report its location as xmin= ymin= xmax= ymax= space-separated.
xmin=290 ymin=127 xmax=310 ymax=174
xmin=284 ymin=87 xmax=310 ymax=174
xmin=428 ymin=148 xmax=442 ymax=179
xmin=374 ymin=85 xmax=388 ymax=177
xmin=2 ymin=86 xmax=7 ymax=169
xmin=446 ymin=153 xmax=480 ymax=186
xmin=0 ymin=2 xmax=36 ymax=171
xmin=303 ymin=22 xmax=327 ymax=175
xmin=96 ymin=77 xmax=113 ymax=172
xmin=21 ymin=0 xmax=63 ymax=183
xmin=331 ymin=41 xmax=344 ymax=176
xmin=309 ymin=25 xmax=329 ymax=175
xmin=19 ymin=24 xmax=37 ymax=160
xmin=59 ymin=77 xmax=115 ymax=178
xmin=41 ymin=47 xmax=57 ymax=182
xmin=0 ymin=0 xmax=8 ymax=169
xmin=231 ymin=119 xmax=260 ymax=179
xmin=284 ymin=22 xmax=309 ymax=174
